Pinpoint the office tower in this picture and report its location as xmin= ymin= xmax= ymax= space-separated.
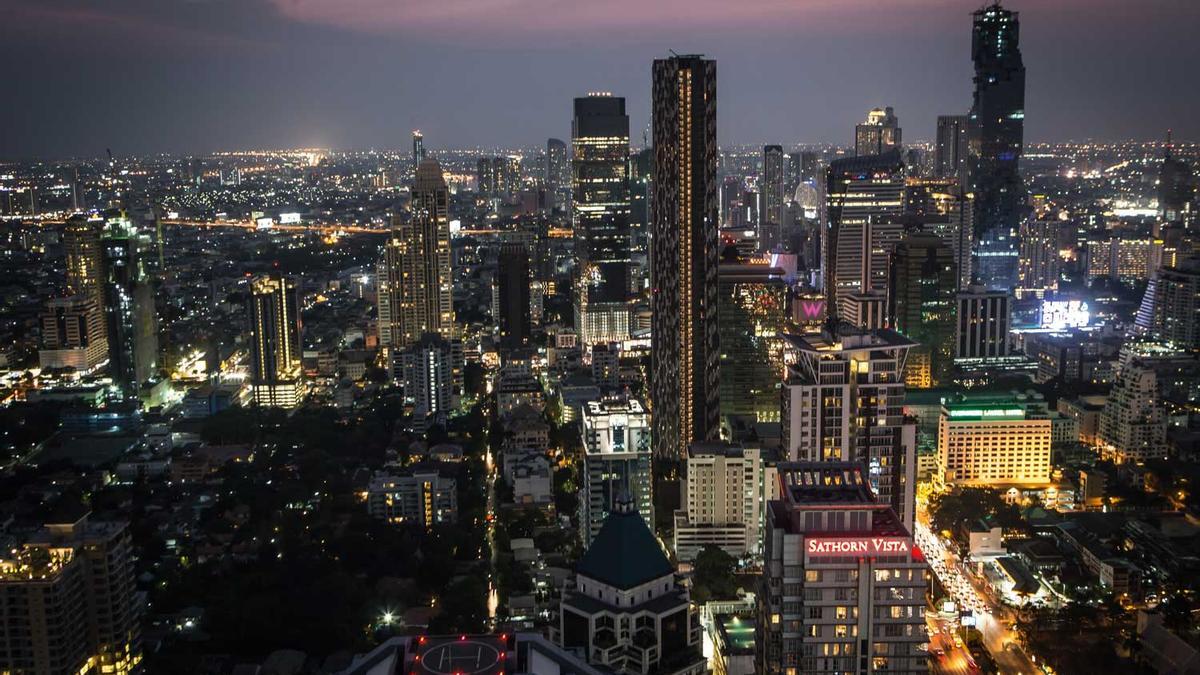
xmin=651 ymin=54 xmax=720 ymax=458
xmin=630 ymin=147 xmax=653 ymax=257
xmin=411 ymin=129 xmax=425 ymax=174
xmin=785 ymin=151 xmax=818 ymax=198
xmin=717 ymin=260 xmax=789 ymax=423
xmin=720 ymin=176 xmax=743 ymax=226
xmin=0 ymin=512 xmax=142 ymax=675
xmin=100 ymin=212 xmax=158 ymax=397
xmin=907 ymin=179 xmax=974 ymax=290
xmin=1158 ymin=135 xmax=1195 ymax=224
xmin=573 ymin=94 xmax=632 ymax=344
xmin=761 ymin=145 xmax=785 ymax=251
xmin=888 ymin=232 xmax=957 ymax=388
xmin=398 ymin=333 xmax=459 ymax=432
xmin=1016 ymin=219 xmax=1060 ymax=297
xmin=1099 ymin=353 xmax=1167 ymax=464
xmin=377 ymin=159 xmax=454 ymax=350
xmin=496 ymin=242 xmax=532 ymax=350
xmin=757 ymin=463 xmax=927 ymax=675
xmin=824 ymin=149 xmax=906 ymax=320
xmin=247 ymin=274 xmax=305 ymax=408
xmin=579 ymin=397 xmax=653 ymax=546
xmin=934 ymin=115 xmax=970 ymax=179
xmin=674 ymin=442 xmax=777 ymax=561
xmin=955 ymin=282 xmax=1010 ymax=361
xmin=546 ymin=137 xmax=570 ymax=212
xmin=969 ymin=2 xmax=1027 ymax=290
xmin=854 ymin=106 xmax=902 ymax=156
xmin=39 ymin=295 xmax=108 ymax=371
xmin=63 ymin=213 xmax=104 ymax=303
xmin=781 ymin=328 xmax=918 ymax=529
xmin=937 ymin=395 xmax=1052 ymax=487
xmin=559 ymin=495 xmax=706 ymax=675
xmin=1136 ymin=256 xmax=1200 ymax=350
xmin=842 ymin=290 xmax=888 ymax=330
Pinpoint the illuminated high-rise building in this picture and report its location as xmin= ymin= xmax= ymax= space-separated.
xmin=1017 ymin=219 xmax=1060 ymax=297
xmin=398 ymin=332 xmax=459 ymax=432
xmin=1136 ymin=256 xmax=1200 ymax=350
xmin=0 ymin=512 xmax=142 ymax=675
xmin=573 ymin=94 xmax=632 ymax=345
xmin=934 ymin=115 xmax=969 ymax=180
xmin=100 ymin=211 xmax=158 ymax=398
xmin=476 ymin=156 xmax=520 ymax=199
xmin=955 ymin=282 xmax=1010 ymax=362
xmin=651 ymin=54 xmax=720 ymax=458
xmin=760 ymin=144 xmax=785 ymax=251
xmin=247 ymin=274 xmax=305 ymax=408
xmin=377 ymin=158 xmax=455 ymax=350
xmin=854 ymin=106 xmax=902 ymax=156
xmin=579 ymin=397 xmax=653 ymax=546
xmin=757 ymin=463 xmax=928 ymax=675
xmin=39 ymin=295 xmax=108 ymax=372
xmin=63 ymin=213 xmax=104 ymax=304
xmin=718 ymin=261 xmax=789 ymax=423
xmin=411 ymin=129 xmax=425 ymax=174
xmin=969 ymin=2 xmax=1027 ymax=290
xmin=781 ymin=328 xmax=918 ymax=529
xmin=824 ymin=149 xmax=906 ymax=321
xmin=907 ymin=178 xmax=974 ymax=290
xmin=888 ymin=232 xmax=957 ymax=388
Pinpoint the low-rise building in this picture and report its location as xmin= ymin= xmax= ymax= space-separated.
xmin=366 ymin=466 xmax=458 ymax=528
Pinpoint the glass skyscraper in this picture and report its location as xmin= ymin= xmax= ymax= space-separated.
xmin=969 ymin=2 xmax=1026 ymax=290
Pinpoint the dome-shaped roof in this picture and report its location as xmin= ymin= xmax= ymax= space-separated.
xmin=793 ymin=182 xmax=821 ymax=209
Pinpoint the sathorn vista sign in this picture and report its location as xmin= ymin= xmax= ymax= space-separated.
xmin=805 ymin=537 xmax=911 ymax=556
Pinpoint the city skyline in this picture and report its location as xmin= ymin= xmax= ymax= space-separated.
xmin=2 ymin=0 xmax=1199 ymax=158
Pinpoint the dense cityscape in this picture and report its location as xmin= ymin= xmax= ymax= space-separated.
xmin=1 ymin=2 xmax=1199 ymax=675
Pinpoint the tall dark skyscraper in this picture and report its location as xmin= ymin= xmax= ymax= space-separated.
xmin=572 ymin=94 xmax=632 ymax=344
xmin=935 ymin=114 xmax=969 ymax=180
xmin=760 ymin=144 xmax=784 ymax=251
xmin=651 ymin=54 xmax=720 ymax=459
xmin=969 ymin=2 xmax=1026 ymax=289
xmin=100 ymin=211 xmax=158 ymax=398
xmin=1158 ymin=135 xmax=1196 ymax=224
xmin=496 ymin=242 xmax=532 ymax=350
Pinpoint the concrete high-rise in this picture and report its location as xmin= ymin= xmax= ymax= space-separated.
xmin=496 ymin=242 xmax=532 ymax=350
xmin=579 ymin=397 xmax=653 ymax=546
xmin=1158 ymin=135 xmax=1195 ymax=224
xmin=651 ymin=54 xmax=720 ymax=458
xmin=824 ymin=149 xmax=906 ymax=321
xmin=398 ymin=333 xmax=459 ymax=432
xmin=1017 ymin=219 xmax=1060 ymax=297
xmin=673 ymin=442 xmax=778 ymax=561
xmin=934 ymin=115 xmax=969 ymax=180
xmin=854 ymin=106 xmax=902 ymax=156
xmin=573 ymin=94 xmax=632 ymax=345
xmin=0 ymin=512 xmax=143 ymax=675
xmin=247 ymin=274 xmax=305 ymax=408
xmin=1136 ymin=256 xmax=1200 ymax=350
xmin=760 ymin=144 xmax=785 ymax=251
xmin=377 ymin=159 xmax=455 ymax=350
xmin=100 ymin=211 xmax=158 ymax=398
xmin=757 ymin=463 xmax=927 ymax=675
xmin=782 ymin=328 xmax=918 ymax=529
xmin=39 ymin=295 xmax=108 ymax=372
xmin=969 ymin=2 xmax=1027 ymax=290
xmin=955 ymin=282 xmax=1011 ymax=362
xmin=888 ymin=232 xmax=957 ymax=388
xmin=63 ymin=213 xmax=104 ymax=304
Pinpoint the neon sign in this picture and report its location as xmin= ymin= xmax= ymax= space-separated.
xmin=1040 ymin=300 xmax=1089 ymax=329
xmin=797 ymin=300 xmax=826 ymax=320
xmin=806 ymin=537 xmax=911 ymax=556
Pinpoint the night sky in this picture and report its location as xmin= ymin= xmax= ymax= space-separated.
xmin=2 ymin=0 xmax=1197 ymax=159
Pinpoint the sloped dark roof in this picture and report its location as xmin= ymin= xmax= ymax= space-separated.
xmin=576 ymin=508 xmax=672 ymax=589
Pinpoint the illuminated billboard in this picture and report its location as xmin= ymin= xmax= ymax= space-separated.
xmin=1040 ymin=299 xmax=1089 ymax=329
xmin=805 ymin=537 xmax=911 ymax=556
